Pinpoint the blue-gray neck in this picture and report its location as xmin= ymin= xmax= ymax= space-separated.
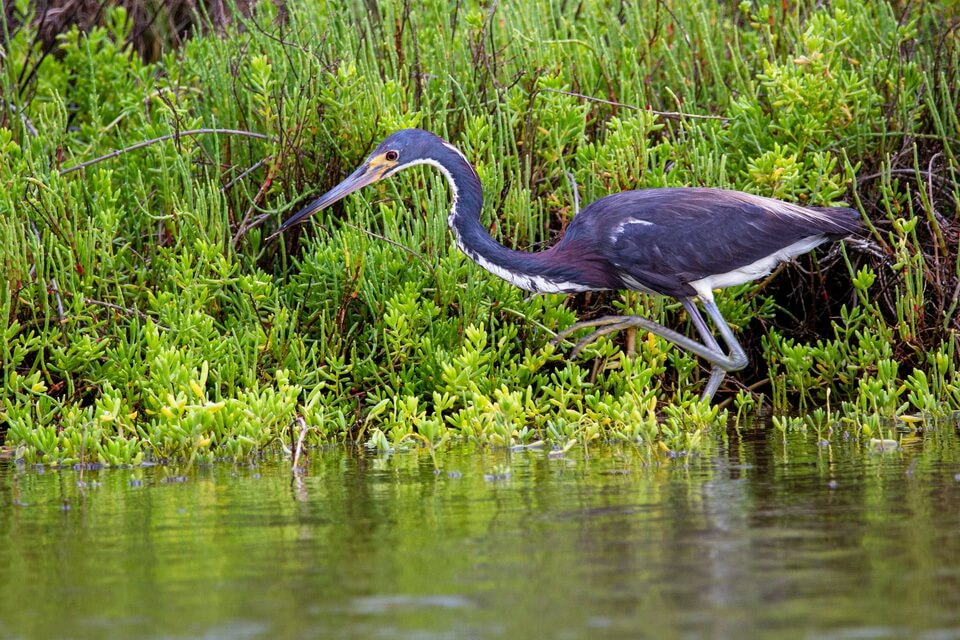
xmin=422 ymin=142 xmax=608 ymax=294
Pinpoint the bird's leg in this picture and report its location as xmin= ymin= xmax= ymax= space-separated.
xmin=684 ymin=297 xmax=750 ymax=401
xmin=702 ymin=367 xmax=727 ymax=402
xmin=551 ymin=298 xmax=749 ymax=403
xmin=553 ymin=314 xmax=726 ymax=366
xmin=552 ymin=317 xmax=639 ymax=356
xmin=700 ymin=298 xmax=748 ymax=372
xmin=680 ymin=299 xmax=729 ymax=402
xmin=567 ymin=319 xmax=640 ymax=357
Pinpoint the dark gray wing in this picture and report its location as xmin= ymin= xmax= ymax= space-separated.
xmin=561 ymin=188 xmax=859 ymax=297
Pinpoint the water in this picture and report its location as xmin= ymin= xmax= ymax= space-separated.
xmin=2 ymin=425 xmax=960 ymax=640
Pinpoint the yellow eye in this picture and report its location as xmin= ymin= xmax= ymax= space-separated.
xmin=385 ymin=150 xmax=399 ymax=161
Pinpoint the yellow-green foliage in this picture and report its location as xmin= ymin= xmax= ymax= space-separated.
xmin=0 ymin=0 xmax=957 ymax=464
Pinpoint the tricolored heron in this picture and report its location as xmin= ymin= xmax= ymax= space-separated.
xmin=271 ymin=128 xmax=861 ymax=402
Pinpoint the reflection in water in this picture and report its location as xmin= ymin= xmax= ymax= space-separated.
xmin=1 ymin=424 xmax=960 ymax=639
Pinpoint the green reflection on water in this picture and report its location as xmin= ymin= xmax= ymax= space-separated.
xmin=2 ymin=427 xmax=960 ymax=640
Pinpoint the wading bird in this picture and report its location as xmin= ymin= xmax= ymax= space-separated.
xmin=271 ymin=128 xmax=861 ymax=402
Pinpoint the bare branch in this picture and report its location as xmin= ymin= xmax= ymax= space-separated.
xmin=59 ymin=128 xmax=277 ymax=176
xmin=540 ymin=88 xmax=729 ymax=122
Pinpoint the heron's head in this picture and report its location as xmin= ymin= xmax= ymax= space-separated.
xmin=269 ymin=128 xmax=443 ymax=239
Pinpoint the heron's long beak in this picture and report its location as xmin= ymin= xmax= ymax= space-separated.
xmin=268 ymin=162 xmax=381 ymax=241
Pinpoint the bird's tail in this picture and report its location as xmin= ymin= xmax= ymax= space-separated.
xmin=808 ymin=206 xmax=863 ymax=238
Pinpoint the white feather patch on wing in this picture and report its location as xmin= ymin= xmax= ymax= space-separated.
xmin=610 ymin=218 xmax=655 ymax=243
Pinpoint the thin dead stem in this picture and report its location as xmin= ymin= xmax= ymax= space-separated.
xmin=539 ymin=88 xmax=729 ymax=122
xmin=59 ymin=128 xmax=277 ymax=176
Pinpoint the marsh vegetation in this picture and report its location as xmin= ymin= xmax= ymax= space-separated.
xmin=0 ymin=0 xmax=957 ymax=464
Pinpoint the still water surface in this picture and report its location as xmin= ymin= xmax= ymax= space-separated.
xmin=2 ymin=425 xmax=960 ymax=639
